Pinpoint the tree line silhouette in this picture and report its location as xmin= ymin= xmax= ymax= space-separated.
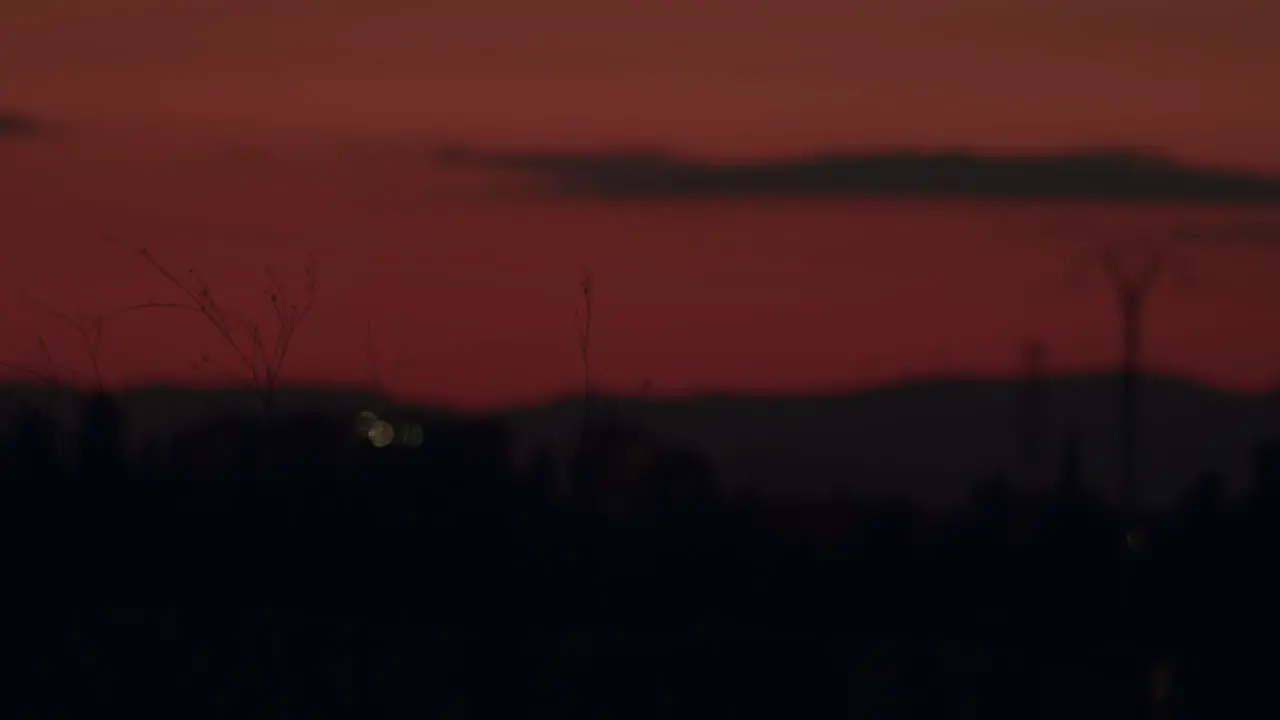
xmin=6 ymin=386 xmax=1280 ymax=719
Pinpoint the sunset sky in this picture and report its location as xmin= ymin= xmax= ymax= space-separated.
xmin=2 ymin=0 xmax=1278 ymax=407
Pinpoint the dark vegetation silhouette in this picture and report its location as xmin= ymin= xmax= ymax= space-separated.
xmin=9 ymin=384 xmax=1280 ymax=718
xmin=103 ymin=235 xmax=319 ymax=423
xmin=7 ymin=248 xmax=1279 ymax=719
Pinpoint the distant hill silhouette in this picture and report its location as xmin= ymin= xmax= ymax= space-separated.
xmin=4 ymin=373 xmax=1275 ymax=508
xmin=502 ymin=375 xmax=1279 ymax=508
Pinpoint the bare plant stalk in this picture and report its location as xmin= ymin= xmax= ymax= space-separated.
xmin=1 ymin=332 xmax=69 ymax=387
xmin=17 ymin=292 xmax=115 ymax=393
xmin=363 ymin=319 xmax=384 ymax=396
xmin=8 ymin=286 xmax=209 ymax=393
xmin=0 ymin=331 xmax=94 ymax=427
xmin=362 ymin=319 xmax=405 ymax=393
xmin=0 ymin=357 xmax=61 ymax=387
xmin=360 ymin=318 xmax=406 ymax=410
xmin=573 ymin=269 xmax=594 ymax=453
xmin=1070 ymin=243 xmax=1194 ymax=510
xmin=108 ymin=236 xmax=318 ymax=422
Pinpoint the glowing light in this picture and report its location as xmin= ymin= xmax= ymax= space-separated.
xmin=368 ymin=420 xmax=395 ymax=448
xmin=356 ymin=411 xmax=379 ymax=435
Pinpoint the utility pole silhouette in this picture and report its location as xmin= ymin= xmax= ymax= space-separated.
xmin=1070 ymin=243 xmax=1193 ymax=511
xmin=571 ymin=269 xmax=596 ymax=507
xmin=1017 ymin=340 xmax=1049 ymax=484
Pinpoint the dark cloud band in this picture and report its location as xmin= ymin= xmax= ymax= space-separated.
xmin=434 ymin=146 xmax=1280 ymax=203
xmin=0 ymin=110 xmax=44 ymax=138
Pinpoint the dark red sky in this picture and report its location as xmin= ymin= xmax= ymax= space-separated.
xmin=2 ymin=0 xmax=1279 ymax=407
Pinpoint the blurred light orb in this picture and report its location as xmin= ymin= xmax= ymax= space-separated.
xmin=368 ymin=420 xmax=395 ymax=448
xmin=356 ymin=411 xmax=379 ymax=435
xmin=401 ymin=423 xmax=424 ymax=448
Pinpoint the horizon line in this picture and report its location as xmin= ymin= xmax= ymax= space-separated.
xmin=1 ymin=367 xmax=1275 ymax=415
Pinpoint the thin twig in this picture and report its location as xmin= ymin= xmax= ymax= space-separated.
xmin=362 ymin=319 xmax=385 ymax=396
xmin=16 ymin=291 xmax=128 ymax=392
xmin=0 ymin=359 xmax=60 ymax=386
xmin=105 ymin=234 xmax=318 ymax=420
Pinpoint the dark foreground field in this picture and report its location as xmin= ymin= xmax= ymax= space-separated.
xmin=10 ymin=390 xmax=1280 ymax=718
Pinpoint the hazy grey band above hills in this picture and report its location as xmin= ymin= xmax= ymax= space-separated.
xmin=4 ymin=374 xmax=1276 ymax=510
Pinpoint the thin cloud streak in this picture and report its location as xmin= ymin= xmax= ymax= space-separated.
xmin=433 ymin=146 xmax=1280 ymax=203
xmin=0 ymin=110 xmax=44 ymax=138
xmin=1174 ymin=221 xmax=1280 ymax=245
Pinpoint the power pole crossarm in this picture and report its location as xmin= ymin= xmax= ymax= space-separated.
xmin=1070 ymin=243 xmax=1195 ymax=511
